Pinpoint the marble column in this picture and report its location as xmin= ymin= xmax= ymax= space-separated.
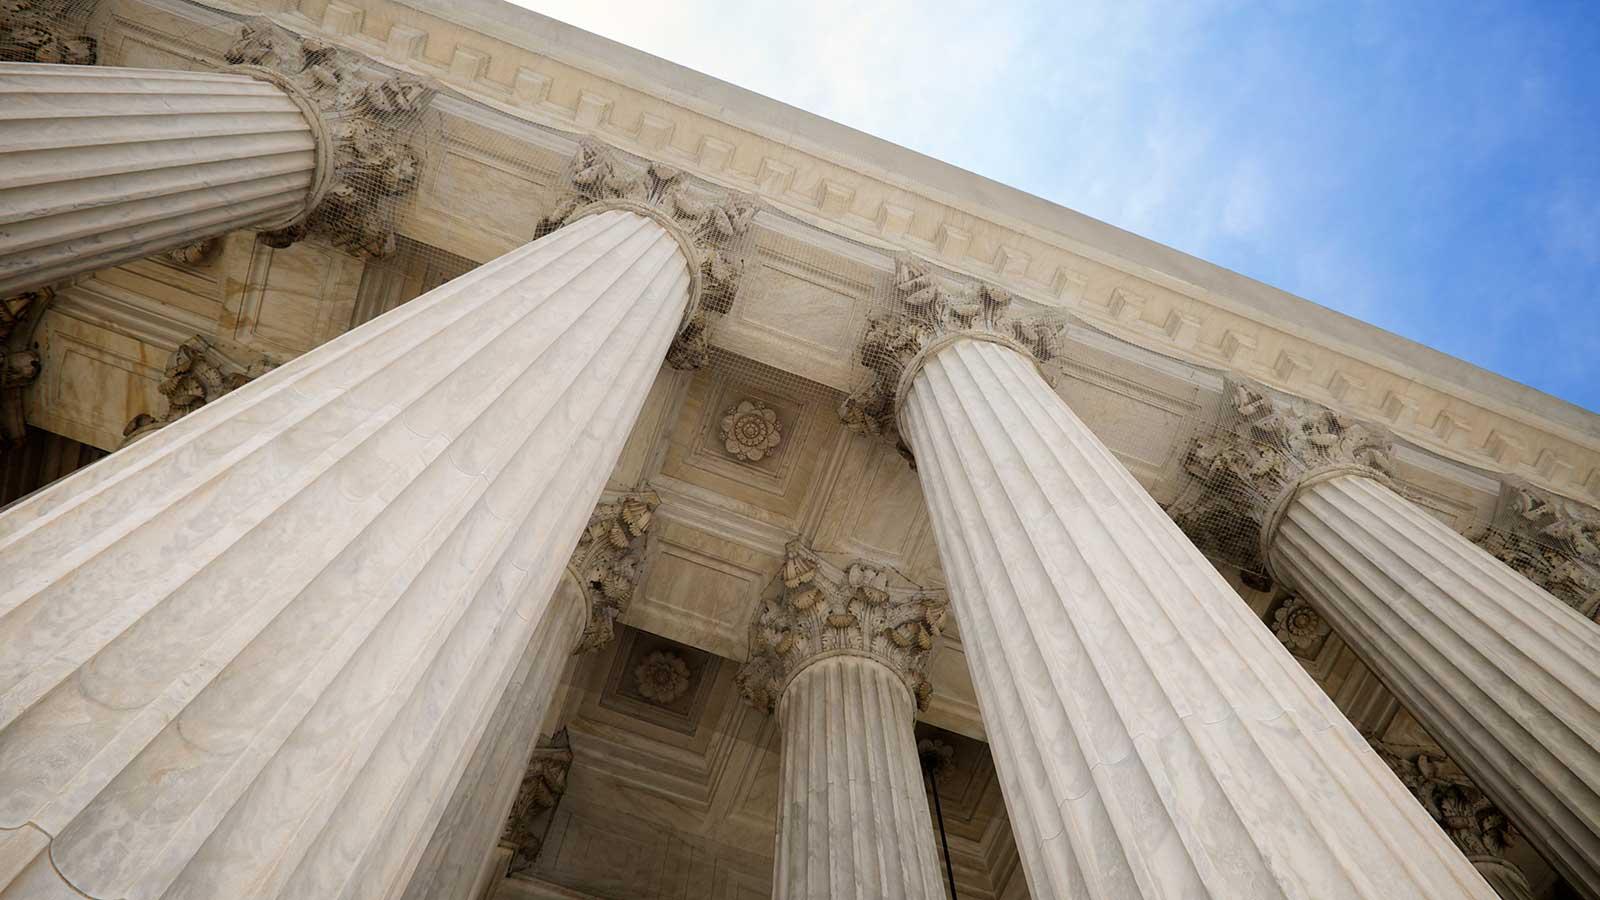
xmin=1184 ymin=388 xmax=1600 ymax=897
xmin=401 ymin=493 xmax=658 ymax=900
xmin=0 ymin=150 xmax=754 ymax=899
xmin=738 ymin=542 xmax=950 ymax=900
xmin=0 ymin=19 xmax=434 ymax=297
xmin=840 ymin=261 xmax=1496 ymax=898
xmin=0 ymin=62 xmax=322 ymax=295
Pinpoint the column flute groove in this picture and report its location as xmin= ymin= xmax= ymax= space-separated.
xmin=1179 ymin=380 xmax=1600 ymax=897
xmin=838 ymin=260 xmax=1495 ymax=899
xmin=739 ymin=542 xmax=949 ymax=900
xmin=0 ymin=131 xmax=759 ymax=898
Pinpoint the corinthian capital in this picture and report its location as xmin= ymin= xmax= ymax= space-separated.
xmin=1173 ymin=380 xmax=1395 ymax=573
xmin=1480 ymin=482 xmax=1600 ymax=620
xmin=1 ymin=0 xmax=98 ymax=64
xmin=122 ymin=336 xmax=275 ymax=445
xmin=568 ymin=490 xmax=660 ymax=653
xmin=0 ymin=286 xmax=49 ymax=444
xmin=1369 ymin=739 xmax=1517 ymax=861
xmin=500 ymin=732 xmax=573 ymax=877
xmin=838 ymin=257 xmax=1065 ymax=460
xmin=536 ymin=140 xmax=760 ymax=370
xmin=224 ymin=19 xmax=435 ymax=259
xmin=736 ymin=541 xmax=948 ymax=713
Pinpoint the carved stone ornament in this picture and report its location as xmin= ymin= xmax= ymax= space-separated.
xmin=569 ymin=490 xmax=660 ymax=653
xmin=163 ymin=238 xmax=220 ymax=267
xmin=633 ymin=649 xmax=691 ymax=704
xmin=0 ymin=286 xmax=48 ymax=444
xmin=122 ymin=336 xmax=276 ymax=444
xmin=1 ymin=0 xmax=98 ymax=64
xmin=535 ymin=140 xmax=760 ymax=370
xmin=1369 ymin=739 xmax=1517 ymax=861
xmin=500 ymin=732 xmax=573 ymax=878
xmin=838 ymin=256 xmax=1066 ymax=461
xmin=720 ymin=397 xmax=782 ymax=462
xmin=225 ymin=19 xmax=435 ymax=259
xmin=1479 ymin=482 xmax=1600 ymax=621
xmin=1173 ymin=380 xmax=1396 ymax=574
xmin=736 ymin=541 xmax=949 ymax=713
xmin=1270 ymin=593 xmax=1328 ymax=655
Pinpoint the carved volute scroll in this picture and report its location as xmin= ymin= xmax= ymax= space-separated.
xmin=568 ymin=490 xmax=660 ymax=653
xmin=536 ymin=140 xmax=760 ymax=370
xmin=224 ymin=18 xmax=435 ymax=259
xmin=736 ymin=541 xmax=949 ymax=713
xmin=838 ymin=256 xmax=1066 ymax=462
xmin=1173 ymin=379 xmax=1397 ymax=575
xmin=1480 ymin=482 xmax=1600 ymax=621
xmin=122 ymin=336 xmax=276 ymax=445
xmin=499 ymin=732 xmax=574 ymax=878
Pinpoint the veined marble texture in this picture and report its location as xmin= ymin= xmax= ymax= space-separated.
xmin=0 ymin=209 xmax=690 ymax=899
xmin=899 ymin=337 xmax=1497 ymax=899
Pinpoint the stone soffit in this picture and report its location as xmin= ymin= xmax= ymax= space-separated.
xmin=203 ymin=0 xmax=1600 ymax=504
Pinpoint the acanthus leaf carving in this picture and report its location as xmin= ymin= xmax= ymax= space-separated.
xmin=225 ymin=19 xmax=435 ymax=259
xmin=121 ymin=336 xmax=276 ymax=445
xmin=839 ymin=256 xmax=1065 ymax=462
xmin=568 ymin=490 xmax=660 ymax=653
xmin=1369 ymin=739 xmax=1518 ymax=862
xmin=536 ymin=140 xmax=760 ymax=371
xmin=1171 ymin=380 xmax=1396 ymax=574
xmin=1480 ymin=482 xmax=1600 ymax=621
xmin=1 ymin=0 xmax=97 ymax=64
xmin=1 ymin=286 xmax=50 ymax=445
xmin=499 ymin=731 xmax=573 ymax=878
xmin=736 ymin=541 xmax=948 ymax=713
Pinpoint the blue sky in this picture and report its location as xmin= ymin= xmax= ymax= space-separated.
xmin=518 ymin=0 xmax=1600 ymax=412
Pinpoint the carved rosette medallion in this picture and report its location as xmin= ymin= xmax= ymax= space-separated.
xmin=736 ymin=542 xmax=948 ymax=713
xmin=569 ymin=490 xmax=660 ymax=653
xmin=225 ymin=19 xmax=435 ymax=259
xmin=536 ymin=140 xmax=760 ymax=370
xmin=1369 ymin=740 xmax=1519 ymax=863
xmin=720 ymin=398 xmax=782 ymax=462
xmin=500 ymin=734 xmax=574 ymax=877
xmin=1480 ymin=483 xmax=1600 ymax=621
xmin=1270 ymin=594 xmax=1328 ymax=654
xmin=633 ymin=650 xmax=691 ymax=704
xmin=121 ymin=336 xmax=276 ymax=445
xmin=839 ymin=257 xmax=1065 ymax=460
xmin=1173 ymin=381 xmax=1397 ymax=575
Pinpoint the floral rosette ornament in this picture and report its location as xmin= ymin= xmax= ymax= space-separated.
xmin=721 ymin=398 xmax=782 ymax=462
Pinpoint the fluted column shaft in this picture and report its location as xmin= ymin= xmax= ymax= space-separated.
xmin=0 ymin=63 xmax=322 ymax=296
xmin=0 ymin=208 xmax=690 ymax=899
xmin=774 ymin=654 xmax=945 ymax=900
xmin=400 ymin=576 xmax=586 ymax=900
xmin=898 ymin=337 xmax=1494 ymax=899
xmin=1270 ymin=473 xmax=1600 ymax=896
